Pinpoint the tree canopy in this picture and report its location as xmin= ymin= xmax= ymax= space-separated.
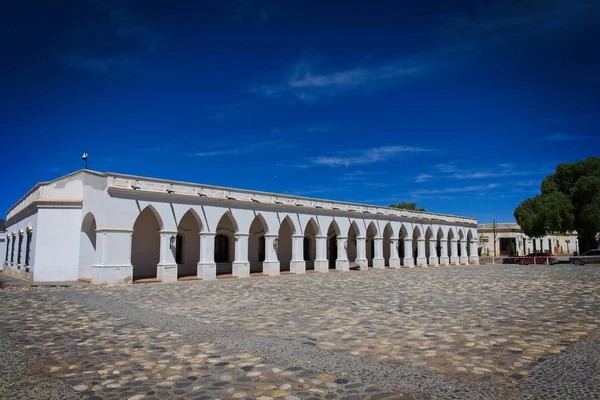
xmin=389 ymin=202 xmax=426 ymax=211
xmin=513 ymin=156 xmax=600 ymax=251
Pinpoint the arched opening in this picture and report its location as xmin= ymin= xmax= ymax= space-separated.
xmin=177 ymin=210 xmax=201 ymax=278
xmin=458 ymin=230 xmax=464 ymax=258
xmin=78 ymin=212 xmax=97 ymax=280
xmin=304 ymin=218 xmax=318 ymax=271
xmin=249 ymin=214 xmax=268 ymax=274
xmin=399 ymin=225 xmax=408 ymax=265
xmin=215 ymin=212 xmax=236 ymax=276
xmin=413 ymin=226 xmax=422 ymax=265
xmin=425 ymin=227 xmax=434 ymax=264
xmin=327 ymin=221 xmax=340 ymax=269
xmin=366 ymin=222 xmax=377 ymax=267
xmin=278 ymin=217 xmax=295 ymax=272
xmin=437 ymin=228 xmax=444 ymax=260
xmin=383 ymin=223 xmax=393 ymax=267
xmin=347 ymin=222 xmax=359 ymax=267
xmin=132 ymin=206 xmax=161 ymax=281
xmin=448 ymin=228 xmax=456 ymax=262
xmin=467 ymin=230 xmax=473 ymax=258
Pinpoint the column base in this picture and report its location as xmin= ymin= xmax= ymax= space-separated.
xmin=314 ymin=259 xmax=328 ymax=272
xmin=92 ymin=264 xmax=133 ymax=285
xmin=450 ymin=256 xmax=460 ymax=265
xmin=439 ymin=256 xmax=449 ymax=266
xmin=416 ymin=257 xmax=428 ymax=267
xmin=197 ymin=262 xmax=216 ymax=280
xmin=389 ymin=257 xmax=401 ymax=268
xmin=372 ymin=258 xmax=385 ymax=269
xmin=355 ymin=258 xmax=368 ymax=270
xmin=336 ymin=259 xmax=349 ymax=271
xmin=428 ymin=257 xmax=439 ymax=266
xmin=459 ymin=256 xmax=469 ymax=265
xmin=290 ymin=260 xmax=306 ymax=274
xmin=233 ymin=262 xmax=250 ymax=277
xmin=469 ymin=256 xmax=480 ymax=265
xmin=262 ymin=261 xmax=280 ymax=276
xmin=403 ymin=257 xmax=414 ymax=268
xmin=157 ymin=263 xmax=178 ymax=282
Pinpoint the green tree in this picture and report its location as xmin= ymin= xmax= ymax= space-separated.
xmin=389 ymin=202 xmax=426 ymax=212
xmin=513 ymin=156 xmax=600 ymax=251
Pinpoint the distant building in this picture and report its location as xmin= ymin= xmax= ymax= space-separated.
xmin=477 ymin=223 xmax=578 ymax=257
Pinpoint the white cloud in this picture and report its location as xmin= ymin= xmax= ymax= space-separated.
xmin=413 ymin=183 xmax=499 ymax=195
xmin=313 ymin=145 xmax=434 ymax=167
xmin=415 ymin=173 xmax=433 ymax=183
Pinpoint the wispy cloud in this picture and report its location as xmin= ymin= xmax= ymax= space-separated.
xmin=515 ymin=180 xmax=539 ymax=187
xmin=191 ymin=139 xmax=294 ymax=157
xmin=413 ymin=183 xmax=499 ymax=195
xmin=251 ymin=53 xmax=439 ymax=103
xmin=541 ymin=132 xmax=587 ymax=141
xmin=340 ymin=170 xmax=371 ymax=181
xmin=415 ymin=173 xmax=433 ymax=183
xmin=313 ymin=145 xmax=434 ymax=167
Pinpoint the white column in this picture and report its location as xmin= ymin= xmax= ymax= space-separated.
xmin=428 ymin=239 xmax=439 ymax=266
xmin=459 ymin=240 xmax=468 ymax=265
xmin=314 ymin=235 xmax=328 ymax=272
xmin=355 ymin=236 xmax=368 ymax=269
xmin=290 ymin=234 xmax=306 ymax=274
xmin=262 ymin=234 xmax=280 ymax=276
xmin=198 ymin=232 xmax=216 ymax=280
xmin=233 ymin=233 xmax=250 ymax=277
xmin=372 ymin=238 xmax=385 ymax=268
xmin=469 ymin=239 xmax=479 ymax=265
xmin=157 ymin=231 xmax=178 ymax=282
xmin=92 ymin=229 xmax=135 ymax=285
xmin=403 ymin=238 xmax=414 ymax=267
xmin=336 ymin=236 xmax=349 ymax=271
xmin=439 ymin=240 xmax=449 ymax=266
xmin=389 ymin=238 xmax=401 ymax=268
xmin=450 ymin=239 xmax=459 ymax=265
xmin=416 ymin=238 xmax=427 ymax=266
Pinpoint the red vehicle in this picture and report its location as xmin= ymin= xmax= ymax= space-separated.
xmin=515 ymin=252 xmax=557 ymax=265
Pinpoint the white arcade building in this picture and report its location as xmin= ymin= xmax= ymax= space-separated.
xmin=1 ymin=170 xmax=479 ymax=285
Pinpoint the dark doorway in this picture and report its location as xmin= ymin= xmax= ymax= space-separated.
xmin=329 ymin=236 xmax=337 ymax=269
xmin=500 ymin=238 xmax=517 ymax=256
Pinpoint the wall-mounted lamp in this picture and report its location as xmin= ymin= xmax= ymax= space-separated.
xmin=273 ymin=238 xmax=279 ymax=250
xmin=170 ymin=235 xmax=176 ymax=248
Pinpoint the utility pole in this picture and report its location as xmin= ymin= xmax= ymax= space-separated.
xmin=492 ymin=218 xmax=497 ymax=264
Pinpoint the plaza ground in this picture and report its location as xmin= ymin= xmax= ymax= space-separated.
xmin=1 ymin=264 xmax=599 ymax=399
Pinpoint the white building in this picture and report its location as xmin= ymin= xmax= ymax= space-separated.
xmin=2 ymin=170 xmax=479 ymax=285
xmin=477 ymin=223 xmax=578 ymax=257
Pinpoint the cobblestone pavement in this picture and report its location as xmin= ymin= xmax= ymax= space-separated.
xmin=0 ymin=264 xmax=599 ymax=399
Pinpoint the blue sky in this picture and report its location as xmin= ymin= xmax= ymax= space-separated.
xmin=2 ymin=0 xmax=599 ymax=223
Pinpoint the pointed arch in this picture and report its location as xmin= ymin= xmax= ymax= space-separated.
xmin=303 ymin=217 xmax=318 ymax=270
xmin=412 ymin=225 xmax=422 ymax=239
xmin=79 ymin=212 xmax=97 ymax=280
xmin=399 ymin=224 xmax=409 ymax=240
xmin=424 ymin=226 xmax=434 ymax=262
xmin=304 ymin=217 xmax=320 ymax=236
xmin=327 ymin=220 xmax=340 ymax=269
xmin=215 ymin=211 xmax=237 ymax=275
xmin=366 ymin=222 xmax=378 ymax=267
xmin=349 ymin=220 xmax=362 ymax=237
xmin=178 ymin=208 xmax=204 ymax=233
xmin=132 ymin=206 xmax=161 ymax=280
xmin=137 ymin=205 xmax=164 ymax=231
xmin=249 ymin=213 xmax=269 ymax=273
xmin=278 ymin=216 xmax=295 ymax=271
xmin=177 ymin=209 xmax=202 ymax=278
xmin=347 ymin=221 xmax=360 ymax=263
xmin=383 ymin=223 xmax=393 ymax=266
xmin=467 ymin=229 xmax=474 ymax=257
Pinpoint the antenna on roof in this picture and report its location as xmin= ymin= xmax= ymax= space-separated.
xmin=82 ymin=153 xmax=88 ymax=170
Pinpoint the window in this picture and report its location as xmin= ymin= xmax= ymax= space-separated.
xmin=214 ymin=234 xmax=229 ymax=263
xmin=17 ymin=232 xmax=23 ymax=265
xmin=258 ymin=236 xmax=265 ymax=262
xmin=25 ymin=229 xmax=32 ymax=266
xmin=303 ymin=237 xmax=310 ymax=261
xmin=4 ymin=236 xmax=9 ymax=263
xmin=175 ymin=234 xmax=183 ymax=264
xmin=10 ymin=234 xmax=15 ymax=263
